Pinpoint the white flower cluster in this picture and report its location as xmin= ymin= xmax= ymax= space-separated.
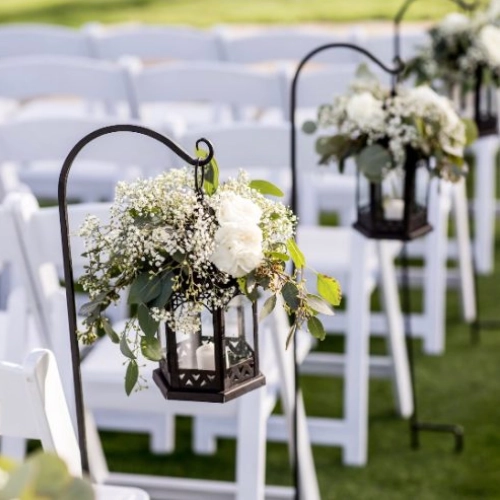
xmin=430 ymin=11 xmax=500 ymax=80
xmin=79 ymin=167 xmax=296 ymax=345
xmin=317 ymin=73 xmax=466 ymax=171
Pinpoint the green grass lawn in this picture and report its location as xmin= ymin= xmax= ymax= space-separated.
xmin=0 ymin=0 xmax=490 ymax=27
xmin=100 ymin=215 xmax=500 ymax=498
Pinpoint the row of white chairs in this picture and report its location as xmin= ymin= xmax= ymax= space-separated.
xmin=0 ymin=23 xmax=427 ymax=66
xmin=0 ymin=115 xmax=419 ymax=479
xmin=0 ymin=115 xmax=472 ymax=461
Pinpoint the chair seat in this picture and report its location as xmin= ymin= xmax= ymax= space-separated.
xmin=94 ymin=484 xmax=149 ymax=500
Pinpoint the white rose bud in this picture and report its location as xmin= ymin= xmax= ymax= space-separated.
xmin=346 ymin=92 xmax=385 ymax=130
xmin=439 ymin=13 xmax=470 ymax=33
xmin=217 ymin=192 xmax=262 ymax=225
xmin=478 ymin=25 xmax=500 ymax=66
xmin=210 ymin=223 xmax=264 ymax=278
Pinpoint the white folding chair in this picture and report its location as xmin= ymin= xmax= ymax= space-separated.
xmin=0 ymin=24 xmax=94 ymax=58
xmin=179 ymin=122 xmax=412 ymax=466
xmin=0 ymin=55 xmax=138 ymax=122
xmin=8 ymin=187 xmax=318 ymax=497
xmin=218 ymin=27 xmax=362 ymax=67
xmin=0 ymin=117 xmax=175 ymax=202
xmin=87 ymin=23 xmax=224 ymax=63
xmin=356 ymin=30 xmax=429 ymax=66
xmin=129 ymin=61 xmax=287 ymax=133
xmin=0 ymin=348 xmax=150 ymax=499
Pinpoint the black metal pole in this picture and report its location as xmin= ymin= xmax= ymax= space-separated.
xmin=400 ymin=243 xmax=465 ymax=452
xmin=289 ymin=43 xmax=402 ymax=499
xmin=58 ymin=124 xmax=213 ymax=474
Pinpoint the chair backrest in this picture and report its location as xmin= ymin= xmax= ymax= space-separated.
xmin=0 ymin=24 xmax=93 ymax=58
xmin=177 ymin=122 xmax=292 ymax=186
xmin=130 ymin=61 xmax=287 ymax=126
xmin=0 ymin=56 xmax=138 ymax=119
xmin=0 ymin=117 xmax=180 ymax=200
xmin=88 ymin=24 xmax=223 ymax=63
xmin=0 ymin=203 xmax=33 ymax=363
xmin=219 ymin=27 xmax=362 ymax=66
xmin=0 ymin=348 xmax=82 ymax=477
xmin=357 ymin=30 xmax=428 ymax=66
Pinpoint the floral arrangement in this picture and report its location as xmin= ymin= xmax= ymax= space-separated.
xmin=403 ymin=9 xmax=500 ymax=90
xmin=78 ymin=158 xmax=341 ymax=393
xmin=303 ymin=65 xmax=476 ymax=183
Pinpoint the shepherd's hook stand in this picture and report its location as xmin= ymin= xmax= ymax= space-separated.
xmin=400 ymin=244 xmax=464 ymax=452
xmin=290 ymin=42 xmax=403 ymax=497
xmin=393 ymin=0 xmax=471 ymax=453
xmin=58 ymin=124 xmax=214 ymax=474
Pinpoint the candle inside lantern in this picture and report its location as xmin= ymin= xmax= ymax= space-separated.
xmin=383 ymin=199 xmax=405 ymax=220
xmin=196 ymin=343 xmax=215 ymax=371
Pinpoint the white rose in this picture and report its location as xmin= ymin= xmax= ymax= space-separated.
xmin=210 ymin=223 xmax=264 ymax=278
xmin=217 ymin=192 xmax=262 ymax=226
xmin=346 ymin=92 xmax=385 ymax=130
xmin=439 ymin=13 xmax=470 ymax=33
xmin=478 ymin=25 xmax=500 ymax=66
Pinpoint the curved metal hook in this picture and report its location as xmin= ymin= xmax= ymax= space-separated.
xmin=57 ymin=123 xmax=214 ymax=474
xmin=289 ymin=42 xmax=403 ymax=216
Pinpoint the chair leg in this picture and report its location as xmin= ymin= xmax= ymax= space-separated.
xmin=421 ymin=180 xmax=450 ymax=355
xmin=472 ymin=135 xmax=499 ymax=275
xmin=235 ymin=386 xmax=266 ymax=500
xmin=193 ymin=417 xmax=218 ymax=455
xmin=452 ymin=177 xmax=477 ymax=323
xmin=342 ymin=232 xmax=371 ymax=466
xmin=376 ymin=241 xmax=413 ymax=418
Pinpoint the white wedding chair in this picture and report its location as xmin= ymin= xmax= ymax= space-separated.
xmin=0 ymin=55 xmax=138 ymax=123
xmin=179 ymin=122 xmax=412 ymax=466
xmin=7 ymin=179 xmax=319 ymax=496
xmin=0 ymin=116 xmax=174 ymax=202
xmin=218 ymin=27 xmax=363 ymax=68
xmin=0 ymin=24 xmax=94 ymax=59
xmin=87 ymin=23 xmax=224 ymax=63
xmin=291 ymin=69 xmax=477 ymax=354
xmin=0 ymin=348 xmax=150 ymax=499
xmin=128 ymin=61 xmax=287 ymax=133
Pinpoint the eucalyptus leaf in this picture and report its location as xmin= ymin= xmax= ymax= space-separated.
xmin=286 ymin=238 xmax=306 ymax=269
xmin=137 ymin=304 xmax=159 ymax=337
xmin=302 ymin=120 xmax=317 ymax=134
xmin=260 ymin=294 xmax=277 ymax=321
xmin=149 ymin=272 xmax=174 ymax=308
xmin=306 ymin=294 xmax=334 ymax=316
xmin=32 ymin=452 xmax=70 ymax=496
xmin=120 ymin=334 xmax=136 ymax=360
xmin=249 ymin=179 xmax=284 ymax=197
xmin=140 ymin=336 xmax=163 ymax=361
xmin=307 ymin=316 xmax=326 ymax=340
xmin=102 ymin=318 xmax=119 ymax=343
xmin=462 ymin=118 xmax=478 ymax=146
xmin=317 ymin=274 xmax=342 ymax=306
xmin=125 ymin=360 xmax=139 ymax=396
xmin=282 ymin=282 xmax=300 ymax=310
xmin=128 ymin=273 xmax=162 ymax=304
xmin=355 ymin=144 xmax=392 ymax=183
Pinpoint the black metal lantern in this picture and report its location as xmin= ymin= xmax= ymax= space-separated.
xmin=474 ymin=65 xmax=498 ymax=137
xmin=353 ymin=147 xmax=432 ymax=241
xmin=153 ymin=293 xmax=265 ymax=403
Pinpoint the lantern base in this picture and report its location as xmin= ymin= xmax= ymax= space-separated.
xmin=353 ymin=206 xmax=432 ymax=241
xmin=153 ymin=368 xmax=266 ymax=403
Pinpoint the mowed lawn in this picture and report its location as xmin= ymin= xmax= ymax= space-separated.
xmin=0 ymin=0 xmax=479 ymax=27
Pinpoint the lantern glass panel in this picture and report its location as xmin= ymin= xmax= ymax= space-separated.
xmin=224 ymin=295 xmax=255 ymax=369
